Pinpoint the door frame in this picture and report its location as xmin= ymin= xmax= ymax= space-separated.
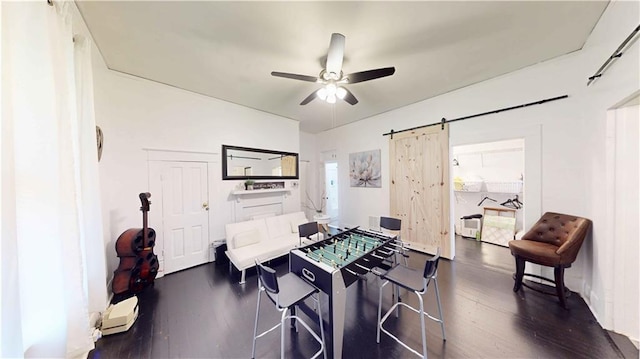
xmin=146 ymin=148 xmax=218 ymax=278
xmin=603 ymin=96 xmax=639 ymax=338
xmin=320 ymin=150 xmax=338 ymax=224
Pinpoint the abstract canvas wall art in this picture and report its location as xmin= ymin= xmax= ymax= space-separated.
xmin=349 ymin=149 xmax=381 ymax=187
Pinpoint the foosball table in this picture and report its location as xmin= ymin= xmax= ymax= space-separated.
xmin=289 ymin=227 xmax=400 ymax=359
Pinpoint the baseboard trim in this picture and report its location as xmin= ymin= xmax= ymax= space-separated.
xmin=607 ymin=330 xmax=639 ymax=358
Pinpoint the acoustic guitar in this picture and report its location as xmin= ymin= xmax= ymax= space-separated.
xmin=112 ymin=192 xmax=159 ymax=303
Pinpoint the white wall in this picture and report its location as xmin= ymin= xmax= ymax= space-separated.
xmin=91 ymin=51 xmax=301 ymax=284
xmin=576 ymin=1 xmax=639 ymax=340
xmin=315 ymin=0 xmax=639 ymax=336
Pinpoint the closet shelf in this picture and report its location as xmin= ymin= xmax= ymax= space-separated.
xmin=484 ymin=181 xmax=523 ymax=194
xmin=453 ymin=180 xmax=483 ymax=192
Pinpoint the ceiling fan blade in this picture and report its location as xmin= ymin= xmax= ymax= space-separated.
xmin=341 ymin=87 xmax=358 ymax=105
xmin=271 ymin=71 xmax=319 ymax=83
xmin=345 ymin=67 xmax=395 ymax=84
xmin=300 ymin=90 xmax=318 ymax=105
xmin=325 ymin=33 xmax=345 ymax=76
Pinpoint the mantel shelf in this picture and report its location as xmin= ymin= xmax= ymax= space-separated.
xmin=231 ymin=188 xmax=290 ymax=196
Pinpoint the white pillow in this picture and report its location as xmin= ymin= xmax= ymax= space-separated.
xmin=290 ymin=218 xmax=309 ymax=234
xmin=233 ymin=228 xmax=260 ymax=249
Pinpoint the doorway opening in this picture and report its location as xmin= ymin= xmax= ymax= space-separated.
xmin=452 ymin=139 xmax=524 ymax=272
xmin=324 ymin=162 xmax=339 ymax=224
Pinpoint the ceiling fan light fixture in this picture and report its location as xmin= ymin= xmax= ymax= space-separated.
xmin=271 ymin=33 xmax=394 ymax=107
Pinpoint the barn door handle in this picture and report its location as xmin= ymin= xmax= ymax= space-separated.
xmin=202 ymin=202 xmax=209 ymax=211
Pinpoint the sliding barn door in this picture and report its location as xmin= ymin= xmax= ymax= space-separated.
xmin=390 ymin=125 xmax=451 ymax=259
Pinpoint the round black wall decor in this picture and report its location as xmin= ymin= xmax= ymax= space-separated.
xmin=96 ymin=125 xmax=103 ymax=161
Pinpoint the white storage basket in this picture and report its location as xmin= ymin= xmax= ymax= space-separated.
xmin=485 ymin=181 xmax=523 ymax=193
xmin=462 ymin=181 xmax=483 ymax=192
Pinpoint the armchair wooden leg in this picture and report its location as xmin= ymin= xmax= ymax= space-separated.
xmin=554 ymin=266 xmax=567 ymax=309
xmin=513 ymin=256 xmax=525 ymax=292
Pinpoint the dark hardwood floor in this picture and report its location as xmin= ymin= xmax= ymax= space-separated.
xmin=89 ymin=236 xmax=625 ymax=358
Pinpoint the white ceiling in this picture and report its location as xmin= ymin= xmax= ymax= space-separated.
xmin=76 ymin=1 xmax=608 ymax=133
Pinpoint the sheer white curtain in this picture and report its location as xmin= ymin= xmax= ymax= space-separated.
xmin=1 ymin=1 xmax=105 ymax=357
xmin=73 ymin=26 xmax=108 ymax=321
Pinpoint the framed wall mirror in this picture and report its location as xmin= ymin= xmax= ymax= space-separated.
xmin=222 ymin=145 xmax=299 ymax=180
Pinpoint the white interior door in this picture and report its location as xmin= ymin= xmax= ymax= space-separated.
xmin=325 ymin=162 xmax=339 ymax=220
xmin=162 ymin=161 xmax=210 ymax=274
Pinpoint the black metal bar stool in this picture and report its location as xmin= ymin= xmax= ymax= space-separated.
xmin=251 ymin=261 xmax=326 ymax=359
xmin=380 ymin=216 xmax=409 ymax=266
xmin=376 ymin=249 xmax=445 ymax=358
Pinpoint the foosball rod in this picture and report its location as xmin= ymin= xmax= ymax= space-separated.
xmin=343 ymin=267 xmax=359 ymax=276
xmin=385 ymin=241 xmax=407 ymax=249
xmin=379 ymin=246 xmax=396 ymax=255
xmin=385 ymin=241 xmax=410 ymax=254
xmin=353 ymin=262 xmax=375 ymax=273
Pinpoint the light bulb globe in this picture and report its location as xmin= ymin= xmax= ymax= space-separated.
xmin=326 ymin=83 xmax=337 ymax=96
xmin=316 ymin=88 xmax=328 ymax=100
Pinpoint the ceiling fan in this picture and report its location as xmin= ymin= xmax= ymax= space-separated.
xmin=271 ymin=33 xmax=395 ymax=106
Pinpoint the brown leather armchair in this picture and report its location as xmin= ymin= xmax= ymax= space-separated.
xmin=508 ymin=212 xmax=592 ymax=308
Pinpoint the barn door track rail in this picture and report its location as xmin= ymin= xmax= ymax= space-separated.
xmin=587 ymin=24 xmax=640 ymax=86
xmin=383 ymin=94 xmax=568 ymax=138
